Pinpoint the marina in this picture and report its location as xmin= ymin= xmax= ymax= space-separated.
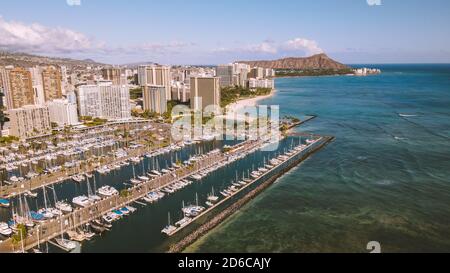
xmin=163 ymin=136 xmax=329 ymax=239
xmin=0 ymin=135 xmax=274 ymax=252
xmin=0 ymin=126 xmax=333 ymax=253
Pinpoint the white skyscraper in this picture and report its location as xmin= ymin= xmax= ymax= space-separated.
xmin=143 ymin=85 xmax=167 ymax=114
xmin=8 ymin=105 xmax=51 ymax=139
xmin=77 ymin=82 xmax=131 ymax=120
xmin=47 ymin=99 xmax=79 ymax=127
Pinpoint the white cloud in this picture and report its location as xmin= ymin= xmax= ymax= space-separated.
xmin=0 ymin=16 xmax=323 ymax=64
xmin=213 ymin=38 xmax=323 ymax=57
xmin=214 ymin=41 xmax=278 ymax=55
xmin=244 ymin=42 xmax=278 ymax=54
xmin=0 ymin=16 xmax=194 ymax=59
xmin=0 ymin=16 xmax=99 ymax=54
xmin=282 ymin=38 xmax=324 ymax=55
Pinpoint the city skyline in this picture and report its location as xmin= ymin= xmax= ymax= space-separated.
xmin=0 ymin=0 xmax=449 ymax=65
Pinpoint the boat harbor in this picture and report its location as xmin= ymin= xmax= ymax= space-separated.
xmin=0 ymin=112 xmax=334 ymax=253
xmin=0 ymin=134 xmax=282 ymax=252
xmin=0 ymin=128 xmax=333 ymax=253
xmin=163 ymin=135 xmax=332 ymax=239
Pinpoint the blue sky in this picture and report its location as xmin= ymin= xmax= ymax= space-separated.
xmin=0 ymin=0 xmax=449 ymax=64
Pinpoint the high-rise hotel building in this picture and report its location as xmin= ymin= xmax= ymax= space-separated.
xmin=9 ymin=105 xmax=51 ymax=139
xmin=138 ymin=65 xmax=172 ymax=100
xmin=42 ymin=66 xmax=63 ymax=102
xmin=142 ymin=85 xmax=167 ymax=114
xmin=77 ymin=82 xmax=131 ymax=120
xmin=0 ymin=67 xmax=35 ymax=109
xmin=190 ymin=77 xmax=221 ymax=111
xmin=216 ymin=65 xmax=235 ymax=87
xmin=102 ymin=68 xmax=125 ymax=85
xmin=47 ymin=99 xmax=79 ymax=127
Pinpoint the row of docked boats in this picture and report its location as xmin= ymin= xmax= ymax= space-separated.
xmin=102 ymin=206 xmax=137 ymax=223
xmin=72 ymin=185 xmax=119 ymax=208
xmin=50 ymin=205 xmax=138 ymax=251
xmin=160 ymin=139 xmax=318 ymax=237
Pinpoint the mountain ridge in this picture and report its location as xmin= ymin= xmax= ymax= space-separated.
xmin=238 ymin=53 xmax=350 ymax=70
xmin=0 ymin=51 xmax=107 ymax=68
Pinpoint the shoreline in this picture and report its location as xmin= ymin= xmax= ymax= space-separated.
xmin=226 ymin=89 xmax=276 ymax=112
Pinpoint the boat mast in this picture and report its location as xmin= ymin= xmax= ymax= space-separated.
xmin=52 ymin=185 xmax=58 ymax=205
xmin=93 ymin=175 xmax=97 ymax=193
xmin=86 ymin=177 xmax=92 ymax=197
xmin=42 ymin=186 xmax=48 ymax=209
xmin=182 ymin=201 xmax=185 ymax=217
xmin=37 ymin=225 xmax=41 ymax=250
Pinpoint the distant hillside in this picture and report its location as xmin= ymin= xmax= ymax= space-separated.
xmin=121 ymin=61 xmax=156 ymax=68
xmin=0 ymin=51 xmax=108 ymax=68
xmin=238 ymin=53 xmax=349 ymax=70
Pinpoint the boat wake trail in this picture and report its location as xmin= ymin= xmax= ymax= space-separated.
xmin=399 ymin=116 xmax=450 ymax=141
xmin=398 ymin=113 xmax=419 ymax=118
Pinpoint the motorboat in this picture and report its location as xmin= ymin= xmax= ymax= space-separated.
xmin=190 ymin=174 xmax=202 ymax=181
xmin=0 ymin=222 xmax=13 ymax=236
xmin=72 ymin=196 xmax=92 ymax=208
xmin=175 ymin=217 xmax=192 ymax=228
xmin=138 ymin=175 xmax=150 ymax=181
xmin=120 ymin=207 xmax=130 ymax=215
xmin=71 ymin=174 xmax=85 ymax=183
xmin=55 ymin=201 xmax=73 ymax=214
xmin=0 ymin=199 xmax=10 ymax=208
xmin=48 ymin=208 xmax=63 ymax=217
xmin=125 ymin=206 xmax=137 ymax=213
xmin=97 ymin=186 xmax=119 ymax=198
xmin=130 ymin=178 xmax=142 ymax=185
xmin=29 ymin=211 xmax=46 ymax=222
xmin=24 ymin=191 xmax=38 ymax=198
xmin=149 ymin=170 xmax=162 ymax=176
xmin=88 ymin=195 xmax=102 ymax=202
xmin=102 ymin=215 xmax=114 ymax=223
xmin=37 ymin=208 xmax=54 ymax=219
xmin=220 ymin=191 xmax=229 ymax=197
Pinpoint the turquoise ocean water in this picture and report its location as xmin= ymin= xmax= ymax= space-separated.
xmin=187 ymin=64 xmax=450 ymax=253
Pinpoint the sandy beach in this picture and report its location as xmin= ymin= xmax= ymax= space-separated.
xmin=226 ymin=90 xmax=276 ymax=112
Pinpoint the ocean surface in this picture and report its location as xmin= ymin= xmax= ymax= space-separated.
xmin=186 ymin=64 xmax=450 ymax=253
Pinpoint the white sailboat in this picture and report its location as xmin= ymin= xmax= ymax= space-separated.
xmin=161 ymin=212 xmax=177 ymax=236
xmin=55 ymin=215 xmax=77 ymax=251
xmin=53 ymin=185 xmax=73 ymax=214
xmin=207 ymin=187 xmax=219 ymax=204
xmin=130 ymin=164 xmax=141 ymax=185
xmin=88 ymin=176 xmax=101 ymax=202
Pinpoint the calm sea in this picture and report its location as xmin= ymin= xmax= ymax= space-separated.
xmin=186 ymin=64 xmax=450 ymax=253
